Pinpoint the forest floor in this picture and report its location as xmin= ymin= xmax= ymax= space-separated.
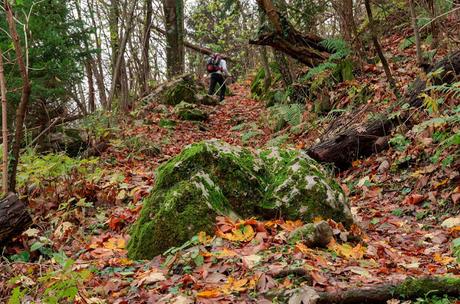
xmin=1 ymin=34 xmax=460 ymax=303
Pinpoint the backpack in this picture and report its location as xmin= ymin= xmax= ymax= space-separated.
xmin=206 ymin=55 xmax=222 ymax=73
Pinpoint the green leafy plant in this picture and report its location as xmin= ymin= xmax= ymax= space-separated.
xmin=389 ymin=134 xmax=411 ymax=152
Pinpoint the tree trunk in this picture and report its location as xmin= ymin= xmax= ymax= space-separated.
xmin=260 ymin=47 xmax=272 ymax=92
xmin=307 ymin=51 xmax=460 ymax=168
xmin=364 ymin=0 xmax=399 ymax=97
xmin=141 ymin=0 xmax=153 ymax=95
xmin=4 ymin=1 xmax=32 ymax=192
xmin=85 ymin=62 xmax=96 ymax=113
xmin=409 ymin=0 xmax=424 ymax=66
xmin=0 ymin=47 xmax=8 ymax=193
xmin=163 ymin=0 xmax=185 ymax=78
xmin=250 ymin=0 xmax=330 ymax=67
xmin=88 ymin=0 xmax=107 ymax=108
xmin=107 ymin=0 xmax=137 ymax=111
xmin=0 ymin=193 xmax=32 ymax=244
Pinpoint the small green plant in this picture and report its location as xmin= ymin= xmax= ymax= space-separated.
xmin=389 ymin=134 xmax=411 ymax=152
xmin=39 ymin=253 xmax=92 ymax=303
xmin=8 ymin=253 xmax=92 ymax=304
xmin=452 ymin=238 xmax=460 ymax=264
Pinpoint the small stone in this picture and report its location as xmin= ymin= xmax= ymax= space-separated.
xmin=288 ymin=221 xmax=333 ymax=248
xmin=378 ymin=160 xmax=390 ymax=173
xmin=441 ymin=217 xmax=460 ymax=229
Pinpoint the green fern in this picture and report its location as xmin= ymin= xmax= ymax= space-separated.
xmin=426 ymin=82 xmax=460 ymax=98
xmin=302 ymin=38 xmax=351 ymax=81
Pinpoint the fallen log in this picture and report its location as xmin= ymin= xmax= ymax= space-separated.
xmin=266 ymin=276 xmax=460 ymax=303
xmin=307 ymin=50 xmax=460 ymax=168
xmin=316 ymin=276 xmax=460 ymax=304
xmin=0 ymin=193 xmax=32 ymax=245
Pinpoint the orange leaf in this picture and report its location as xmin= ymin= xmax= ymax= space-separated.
xmin=196 ymin=290 xmax=221 ymax=298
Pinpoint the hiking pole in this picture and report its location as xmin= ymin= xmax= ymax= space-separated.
xmin=212 ymin=76 xmax=231 ymax=97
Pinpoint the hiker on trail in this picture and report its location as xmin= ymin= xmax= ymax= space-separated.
xmin=207 ymin=53 xmax=229 ymax=102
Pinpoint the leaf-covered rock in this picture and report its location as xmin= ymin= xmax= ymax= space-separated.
xmin=174 ymin=102 xmax=208 ymax=121
xmin=128 ymin=140 xmax=353 ymax=259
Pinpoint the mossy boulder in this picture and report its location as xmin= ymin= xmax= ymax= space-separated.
xmin=174 ymin=102 xmax=208 ymax=121
xmin=128 ymin=140 xmax=353 ymax=259
xmin=140 ymin=74 xmax=219 ymax=106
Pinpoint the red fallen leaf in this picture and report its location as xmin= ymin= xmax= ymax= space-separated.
xmin=452 ymin=193 xmax=460 ymax=205
xmin=403 ymin=193 xmax=426 ymax=205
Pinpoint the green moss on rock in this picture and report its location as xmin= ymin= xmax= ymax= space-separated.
xmin=128 ymin=140 xmax=354 ymax=260
xmin=174 ymin=102 xmax=208 ymax=121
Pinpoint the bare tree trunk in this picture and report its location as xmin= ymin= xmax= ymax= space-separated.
xmin=0 ymin=47 xmax=8 ymax=194
xmin=364 ymin=0 xmax=399 ymax=97
xmin=260 ymin=47 xmax=272 ymax=92
xmin=424 ymin=0 xmax=440 ymax=48
xmin=162 ymin=0 xmax=185 ymax=78
xmin=88 ymin=0 xmax=107 ymax=109
xmin=5 ymin=1 xmax=32 ymax=192
xmin=141 ymin=0 xmax=153 ymax=94
xmin=409 ymin=0 xmax=424 ymax=66
xmin=85 ymin=62 xmax=96 ymax=113
xmin=274 ymin=50 xmax=293 ymax=87
xmin=107 ymin=0 xmax=137 ymax=111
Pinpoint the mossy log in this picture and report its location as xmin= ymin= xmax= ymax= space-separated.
xmin=316 ymin=277 xmax=460 ymax=303
xmin=307 ymin=50 xmax=460 ymax=169
xmin=0 ymin=193 xmax=32 ymax=245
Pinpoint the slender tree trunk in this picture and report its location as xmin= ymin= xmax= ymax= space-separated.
xmin=409 ymin=0 xmax=424 ymax=66
xmin=364 ymin=0 xmax=399 ymax=97
xmin=107 ymin=0 xmax=137 ymax=111
xmin=260 ymin=47 xmax=272 ymax=92
xmin=85 ymin=62 xmax=96 ymax=113
xmin=5 ymin=1 xmax=32 ymax=192
xmin=141 ymin=0 xmax=153 ymax=94
xmin=162 ymin=0 xmax=185 ymax=78
xmin=88 ymin=0 xmax=107 ymax=108
xmin=0 ymin=48 xmax=8 ymax=194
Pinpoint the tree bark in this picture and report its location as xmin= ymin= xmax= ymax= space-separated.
xmin=4 ymin=1 xmax=32 ymax=192
xmin=0 ymin=193 xmax=32 ymax=244
xmin=107 ymin=0 xmax=137 ymax=111
xmin=409 ymin=0 xmax=424 ymax=66
xmin=307 ymin=51 xmax=460 ymax=168
xmin=141 ymin=0 xmax=153 ymax=95
xmin=250 ymin=0 xmax=330 ymax=67
xmin=260 ymin=47 xmax=272 ymax=92
xmin=364 ymin=0 xmax=399 ymax=97
xmin=0 ymin=47 xmax=8 ymax=193
xmin=163 ymin=0 xmax=185 ymax=78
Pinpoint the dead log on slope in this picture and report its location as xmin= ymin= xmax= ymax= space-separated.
xmin=307 ymin=50 xmax=460 ymax=168
xmin=250 ymin=0 xmax=330 ymax=67
xmin=315 ymin=276 xmax=460 ymax=304
xmin=0 ymin=193 xmax=32 ymax=245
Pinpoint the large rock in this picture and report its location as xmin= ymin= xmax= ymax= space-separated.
xmin=174 ymin=102 xmax=208 ymax=121
xmin=140 ymin=74 xmax=219 ymax=106
xmin=128 ymin=140 xmax=353 ymax=259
